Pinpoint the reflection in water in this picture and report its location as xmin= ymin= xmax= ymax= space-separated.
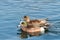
xmin=17 ymin=26 xmax=60 ymax=39
xmin=17 ymin=29 xmax=48 ymax=39
xmin=17 ymin=29 xmax=28 ymax=39
xmin=19 ymin=30 xmax=28 ymax=39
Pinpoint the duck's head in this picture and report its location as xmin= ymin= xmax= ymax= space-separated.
xmin=23 ymin=16 xmax=30 ymax=22
xmin=20 ymin=21 xmax=27 ymax=27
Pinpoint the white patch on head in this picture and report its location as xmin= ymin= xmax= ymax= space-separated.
xmin=17 ymin=21 xmax=25 ymax=28
xmin=20 ymin=21 xmax=27 ymax=28
xmin=20 ymin=21 xmax=24 ymax=25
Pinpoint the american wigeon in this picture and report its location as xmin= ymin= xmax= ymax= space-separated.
xmin=20 ymin=21 xmax=45 ymax=36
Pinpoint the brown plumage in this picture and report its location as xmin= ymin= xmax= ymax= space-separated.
xmin=23 ymin=16 xmax=49 ymax=28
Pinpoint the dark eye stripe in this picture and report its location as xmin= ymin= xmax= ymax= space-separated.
xmin=21 ymin=22 xmax=25 ymax=24
xmin=24 ymin=16 xmax=27 ymax=18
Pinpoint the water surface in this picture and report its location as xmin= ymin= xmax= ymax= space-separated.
xmin=0 ymin=0 xmax=60 ymax=40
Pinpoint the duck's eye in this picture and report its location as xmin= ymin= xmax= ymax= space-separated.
xmin=21 ymin=21 xmax=27 ymax=26
xmin=24 ymin=16 xmax=27 ymax=18
xmin=21 ymin=22 xmax=25 ymax=24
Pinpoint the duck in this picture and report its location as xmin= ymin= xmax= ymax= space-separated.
xmin=23 ymin=16 xmax=50 ymax=29
xmin=20 ymin=21 xmax=45 ymax=36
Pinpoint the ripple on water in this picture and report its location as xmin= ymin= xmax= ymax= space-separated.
xmin=0 ymin=0 xmax=60 ymax=40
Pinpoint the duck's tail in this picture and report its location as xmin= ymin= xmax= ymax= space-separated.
xmin=38 ymin=18 xmax=48 ymax=21
xmin=44 ymin=18 xmax=48 ymax=21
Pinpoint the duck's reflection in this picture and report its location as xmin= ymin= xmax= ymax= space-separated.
xmin=17 ymin=29 xmax=48 ymax=39
xmin=17 ymin=29 xmax=28 ymax=38
xmin=20 ymin=30 xmax=28 ymax=38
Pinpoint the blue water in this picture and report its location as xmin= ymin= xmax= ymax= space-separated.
xmin=0 ymin=0 xmax=60 ymax=40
